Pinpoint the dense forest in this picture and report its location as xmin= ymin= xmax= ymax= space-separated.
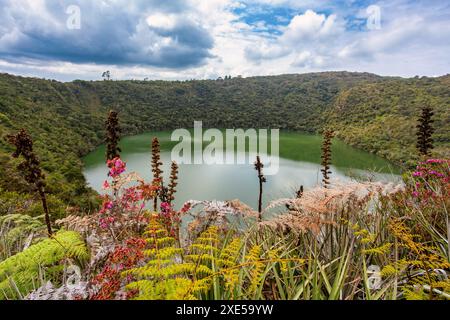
xmin=0 ymin=71 xmax=449 ymax=214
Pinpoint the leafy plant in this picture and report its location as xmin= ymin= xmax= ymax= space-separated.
xmin=0 ymin=231 xmax=88 ymax=299
xmin=0 ymin=213 xmax=46 ymax=260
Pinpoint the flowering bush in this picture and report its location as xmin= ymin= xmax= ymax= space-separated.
xmin=158 ymin=201 xmax=191 ymax=240
xmin=99 ymin=157 xmax=158 ymax=232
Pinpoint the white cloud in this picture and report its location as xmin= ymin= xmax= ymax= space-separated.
xmin=282 ymin=10 xmax=342 ymax=42
xmin=244 ymin=9 xmax=345 ymax=68
xmin=146 ymin=14 xmax=177 ymax=29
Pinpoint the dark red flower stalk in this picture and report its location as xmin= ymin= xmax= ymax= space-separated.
xmin=167 ymin=161 xmax=179 ymax=205
xmin=151 ymin=137 xmax=163 ymax=211
xmin=321 ymin=129 xmax=334 ymax=188
xmin=6 ymin=129 xmax=52 ymax=236
xmin=416 ymin=106 xmax=434 ymax=157
xmin=105 ymin=110 xmax=121 ymax=161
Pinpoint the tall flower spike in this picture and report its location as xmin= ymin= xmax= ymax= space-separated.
xmin=151 ymin=137 xmax=163 ymax=211
xmin=321 ymin=129 xmax=334 ymax=188
xmin=167 ymin=161 xmax=179 ymax=205
xmin=105 ymin=110 xmax=121 ymax=161
xmin=254 ymin=155 xmax=266 ymax=220
xmin=416 ymin=106 xmax=434 ymax=157
xmin=6 ymin=129 xmax=52 ymax=236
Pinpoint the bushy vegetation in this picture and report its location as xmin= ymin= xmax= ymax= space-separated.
xmin=326 ymin=76 xmax=450 ymax=165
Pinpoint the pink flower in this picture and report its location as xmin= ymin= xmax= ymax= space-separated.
xmin=99 ymin=218 xmax=108 ymax=229
xmin=102 ymin=180 xmax=110 ymax=189
xmin=160 ymin=202 xmax=172 ymax=214
xmin=426 ymin=159 xmax=444 ymax=164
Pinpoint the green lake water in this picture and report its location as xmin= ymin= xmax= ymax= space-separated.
xmin=83 ymin=131 xmax=401 ymax=210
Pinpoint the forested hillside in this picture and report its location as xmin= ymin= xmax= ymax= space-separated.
xmin=326 ymin=75 xmax=450 ymax=163
xmin=0 ymin=71 xmax=449 ymax=213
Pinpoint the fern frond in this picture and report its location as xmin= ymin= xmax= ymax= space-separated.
xmin=246 ymin=245 xmax=264 ymax=295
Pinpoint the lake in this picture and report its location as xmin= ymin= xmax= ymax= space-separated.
xmin=83 ymin=131 xmax=401 ymax=210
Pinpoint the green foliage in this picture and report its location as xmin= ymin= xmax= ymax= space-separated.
xmin=320 ymin=129 xmax=334 ymax=187
xmin=105 ymin=110 xmax=121 ymax=160
xmin=326 ymin=77 xmax=450 ymax=165
xmin=0 ymin=230 xmax=89 ymax=299
xmin=126 ymin=216 xmax=293 ymax=300
xmin=125 ymin=216 xmax=198 ymax=300
xmin=0 ymin=188 xmax=66 ymax=221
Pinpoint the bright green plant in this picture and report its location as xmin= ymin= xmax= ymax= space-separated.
xmin=0 ymin=230 xmax=89 ymax=299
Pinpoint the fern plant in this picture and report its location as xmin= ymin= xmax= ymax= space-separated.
xmin=125 ymin=216 xmax=293 ymax=300
xmin=381 ymin=218 xmax=450 ymax=300
xmin=125 ymin=216 xmax=207 ymax=299
xmin=0 ymin=231 xmax=89 ymax=299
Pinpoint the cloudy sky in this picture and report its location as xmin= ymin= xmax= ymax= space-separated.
xmin=0 ymin=0 xmax=449 ymax=81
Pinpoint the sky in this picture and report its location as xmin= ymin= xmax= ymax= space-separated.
xmin=0 ymin=0 xmax=449 ymax=81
